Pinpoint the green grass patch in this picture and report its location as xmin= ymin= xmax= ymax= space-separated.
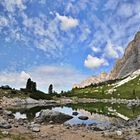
xmin=63 ymin=75 xmax=140 ymax=99
xmin=0 ymin=130 xmax=26 ymax=140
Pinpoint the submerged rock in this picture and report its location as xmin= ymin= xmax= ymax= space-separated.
xmin=36 ymin=109 xmax=73 ymax=124
xmin=72 ymin=112 xmax=79 ymax=116
xmin=78 ymin=116 xmax=88 ymax=120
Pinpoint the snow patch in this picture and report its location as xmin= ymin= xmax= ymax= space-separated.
xmin=114 ymin=69 xmax=140 ymax=88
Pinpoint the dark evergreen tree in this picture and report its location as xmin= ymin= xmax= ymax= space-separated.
xmin=26 ymin=78 xmax=37 ymax=92
xmin=26 ymin=78 xmax=32 ymax=90
xmin=32 ymin=82 xmax=37 ymax=92
xmin=48 ymin=84 xmax=53 ymax=94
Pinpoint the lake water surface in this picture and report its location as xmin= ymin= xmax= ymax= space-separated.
xmin=9 ymin=103 xmax=140 ymax=125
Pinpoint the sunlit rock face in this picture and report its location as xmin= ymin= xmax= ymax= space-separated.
xmin=73 ymin=72 xmax=108 ymax=88
xmin=109 ymin=31 xmax=140 ymax=79
xmin=74 ymin=31 xmax=140 ymax=88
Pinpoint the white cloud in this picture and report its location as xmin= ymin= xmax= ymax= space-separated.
xmin=39 ymin=0 xmax=46 ymax=5
xmin=104 ymin=41 xmax=119 ymax=58
xmin=117 ymin=3 xmax=134 ymax=18
xmin=92 ymin=46 xmax=101 ymax=53
xmin=20 ymin=12 xmax=64 ymax=57
xmin=104 ymin=0 xmax=119 ymax=10
xmin=79 ymin=27 xmax=91 ymax=42
xmin=20 ymin=71 xmax=31 ymax=82
xmin=0 ymin=66 xmax=87 ymax=92
xmin=84 ymin=55 xmax=108 ymax=69
xmin=0 ymin=71 xmax=30 ymax=88
xmin=104 ymin=40 xmax=124 ymax=59
xmin=56 ymin=13 xmax=79 ymax=31
xmin=2 ymin=0 xmax=26 ymax=12
xmin=0 ymin=16 xmax=9 ymax=26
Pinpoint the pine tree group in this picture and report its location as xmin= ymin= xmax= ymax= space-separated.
xmin=26 ymin=78 xmax=37 ymax=92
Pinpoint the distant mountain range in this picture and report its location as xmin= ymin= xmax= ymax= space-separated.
xmin=74 ymin=31 xmax=140 ymax=88
xmin=73 ymin=72 xmax=108 ymax=88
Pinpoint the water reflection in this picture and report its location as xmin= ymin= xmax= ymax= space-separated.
xmin=9 ymin=103 xmax=140 ymax=125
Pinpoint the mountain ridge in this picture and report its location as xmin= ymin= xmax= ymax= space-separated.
xmin=74 ymin=31 xmax=140 ymax=88
xmin=109 ymin=31 xmax=140 ymax=79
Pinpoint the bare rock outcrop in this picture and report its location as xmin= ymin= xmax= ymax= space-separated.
xmin=109 ymin=31 xmax=140 ymax=79
xmin=73 ymin=72 xmax=108 ymax=88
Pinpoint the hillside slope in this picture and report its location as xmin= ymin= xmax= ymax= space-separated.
xmin=68 ymin=70 xmax=140 ymax=99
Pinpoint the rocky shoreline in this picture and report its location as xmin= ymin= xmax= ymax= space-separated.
xmin=0 ymin=97 xmax=140 ymax=140
xmin=0 ymin=96 xmax=58 ymax=107
xmin=1 ymin=96 xmax=140 ymax=108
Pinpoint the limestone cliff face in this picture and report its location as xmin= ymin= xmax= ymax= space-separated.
xmin=109 ymin=31 xmax=140 ymax=79
xmin=73 ymin=72 xmax=108 ymax=88
xmin=73 ymin=31 xmax=140 ymax=88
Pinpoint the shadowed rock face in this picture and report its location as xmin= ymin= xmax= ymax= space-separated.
xmin=109 ymin=31 xmax=140 ymax=79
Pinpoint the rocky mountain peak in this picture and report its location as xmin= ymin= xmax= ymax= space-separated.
xmin=73 ymin=72 xmax=108 ymax=88
xmin=109 ymin=31 xmax=140 ymax=79
xmin=74 ymin=31 xmax=140 ymax=88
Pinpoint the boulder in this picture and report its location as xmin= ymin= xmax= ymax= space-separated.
xmin=89 ymin=124 xmax=107 ymax=131
xmin=25 ymin=98 xmax=39 ymax=104
xmin=3 ymin=110 xmax=12 ymax=116
xmin=32 ymin=127 xmax=40 ymax=132
xmin=36 ymin=109 xmax=73 ymax=124
xmin=0 ymin=119 xmax=12 ymax=129
xmin=78 ymin=116 xmax=88 ymax=120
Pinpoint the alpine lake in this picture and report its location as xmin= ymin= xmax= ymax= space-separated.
xmin=8 ymin=102 xmax=140 ymax=126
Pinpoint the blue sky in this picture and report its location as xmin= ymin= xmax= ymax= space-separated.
xmin=0 ymin=0 xmax=140 ymax=92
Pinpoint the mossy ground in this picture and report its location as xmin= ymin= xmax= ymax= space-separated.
xmin=0 ymin=130 xmax=27 ymax=140
xmin=0 ymin=88 xmax=61 ymax=100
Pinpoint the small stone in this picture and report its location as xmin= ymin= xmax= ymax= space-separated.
xmin=14 ymin=124 xmax=18 ymax=128
xmin=81 ymin=134 xmax=85 ymax=137
xmin=31 ymin=122 xmax=35 ymax=125
xmin=18 ymin=118 xmax=24 ymax=125
xmin=49 ymin=121 xmax=53 ymax=124
xmin=8 ymin=119 xmax=13 ymax=123
xmin=116 ymin=130 xmax=122 ymax=136
xmin=50 ymin=125 xmax=54 ymax=128
xmin=41 ymin=134 xmax=48 ymax=138
xmin=66 ymin=126 xmax=70 ymax=129
xmin=32 ymin=127 xmax=40 ymax=132
xmin=2 ymin=131 xmax=9 ymax=135
xmin=0 ymin=107 xmax=3 ymax=114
